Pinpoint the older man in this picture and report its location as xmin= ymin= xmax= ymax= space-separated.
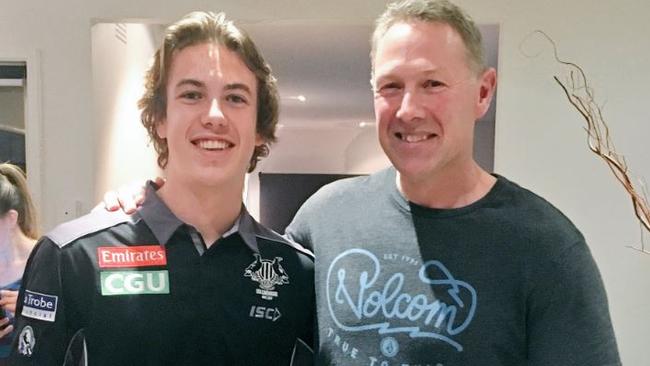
xmin=285 ymin=0 xmax=620 ymax=365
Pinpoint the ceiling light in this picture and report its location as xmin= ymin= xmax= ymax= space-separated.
xmin=285 ymin=95 xmax=307 ymax=103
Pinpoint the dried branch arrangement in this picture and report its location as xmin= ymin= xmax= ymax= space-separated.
xmin=523 ymin=30 xmax=650 ymax=253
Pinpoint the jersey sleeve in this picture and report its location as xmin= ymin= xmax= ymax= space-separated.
xmin=299 ymin=270 xmax=316 ymax=351
xmin=9 ymin=238 xmax=73 ymax=365
xmin=526 ymin=240 xmax=621 ymax=366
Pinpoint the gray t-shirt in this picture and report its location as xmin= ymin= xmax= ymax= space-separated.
xmin=286 ymin=167 xmax=620 ymax=366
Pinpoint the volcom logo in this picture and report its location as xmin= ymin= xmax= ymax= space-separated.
xmin=326 ymin=249 xmax=477 ymax=353
xmin=244 ymin=254 xmax=289 ymax=300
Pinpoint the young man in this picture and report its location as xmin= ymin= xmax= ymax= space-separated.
xmin=11 ymin=11 xmax=314 ymax=365
xmin=285 ymin=0 xmax=620 ymax=365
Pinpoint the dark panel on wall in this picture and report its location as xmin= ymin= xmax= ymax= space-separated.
xmin=0 ymin=130 xmax=26 ymax=172
xmin=259 ymin=173 xmax=360 ymax=234
xmin=0 ymin=64 xmax=27 ymax=79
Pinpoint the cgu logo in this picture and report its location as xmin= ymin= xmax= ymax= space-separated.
xmin=100 ymin=270 xmax=170 ymax=296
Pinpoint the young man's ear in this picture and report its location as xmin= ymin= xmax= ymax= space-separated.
xmin=255 ymin=134 xmax=264 ymax=147
xmin=156 ymin=119 xmax=167 ymax=140
xmin=475 ymin=67 xmax=497 ymax=119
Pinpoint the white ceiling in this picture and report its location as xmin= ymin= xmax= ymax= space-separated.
xmin=245 ymin=21 xmax=498 ymax=128
xmin=244 ymin=21 xmax=376 ymax=128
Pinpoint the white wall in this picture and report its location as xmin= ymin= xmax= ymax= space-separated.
xmin=489 ymin=1 xmax=650 ymax=360
xmin=1 ymin=0 xmax=649 ymax=363
xmin=91 ymin=23 xmax=161 ymax=201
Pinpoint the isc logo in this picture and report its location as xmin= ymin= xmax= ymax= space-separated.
xmin=100 ymin=270 xmax=170 ymax=296
xmin=249 ymin=305 xmax=282 ymax=322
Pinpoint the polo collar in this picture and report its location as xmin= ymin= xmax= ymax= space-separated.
xmin=137 ymin=182 xmax=260 ymax=253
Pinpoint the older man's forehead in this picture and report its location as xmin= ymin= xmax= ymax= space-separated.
xmin=372 ymin=21 xmax=472 ymax=76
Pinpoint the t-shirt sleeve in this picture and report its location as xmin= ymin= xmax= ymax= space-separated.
xmin=9 ymin=238 xmax=72 ymax=365
xmin=285 ymin=205 xmax=313 ymax=251
xmin=526 ymin=240 xmax=621 ymax=366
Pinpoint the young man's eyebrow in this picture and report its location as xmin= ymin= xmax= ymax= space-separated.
xmin=224 ymin=83 xmax=253 ymax=95
xmin=174 ymin=79 xmax=204 ymax=88
xmin=173 ymin=80 xmax=252 ymax=95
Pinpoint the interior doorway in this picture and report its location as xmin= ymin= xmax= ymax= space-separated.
xmin=0 ymin=62 xmax=26 ymax=171
xmin=0 ymin=55 xmax=43 ymax=212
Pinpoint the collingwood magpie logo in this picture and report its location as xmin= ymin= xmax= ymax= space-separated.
xmin=18 ymin=326 xmax=36 ymax=357
xmin=244 ymin=254 xmax=289 ymax=300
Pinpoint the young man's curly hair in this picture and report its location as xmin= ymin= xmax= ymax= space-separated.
xmin=139 ymin=11 xmax=279 ymax=172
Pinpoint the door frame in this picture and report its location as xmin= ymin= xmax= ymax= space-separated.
xmin=0 ymin=51 xmax=43 ymax=213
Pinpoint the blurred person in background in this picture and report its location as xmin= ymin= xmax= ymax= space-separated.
xmin=0 ymin=163 xmax=38 ymax=366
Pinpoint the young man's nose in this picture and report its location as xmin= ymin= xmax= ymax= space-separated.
xmin=202 ymin=98 xmax=226 ymax=127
